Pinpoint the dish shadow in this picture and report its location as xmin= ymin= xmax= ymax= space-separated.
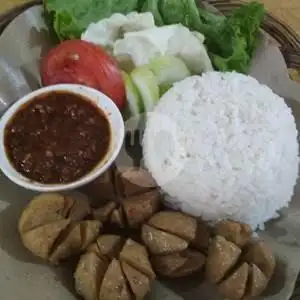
xmin=0 ymin=174 xmax=36 ymax=262
xmin=53 ymin=260 xmax=81 ymax=299
xmin=263 ymin=256 xmax=287 ymax=297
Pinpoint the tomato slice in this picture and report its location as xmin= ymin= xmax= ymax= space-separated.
xmin=41 ymin=40 xmax=126 ymax=110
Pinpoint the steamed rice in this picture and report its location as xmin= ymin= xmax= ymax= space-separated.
xmin=143 ymin=72 xmax=299 ymax=229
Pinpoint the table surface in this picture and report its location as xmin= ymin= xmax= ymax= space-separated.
xmin=1 ymin=0 xmax=300 ymax=35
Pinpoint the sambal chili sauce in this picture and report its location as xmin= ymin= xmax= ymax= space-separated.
xmin=4 ymin=91 xmax=111 ymax=184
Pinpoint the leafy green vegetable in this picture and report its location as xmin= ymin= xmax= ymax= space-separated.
xmin=42 ymin=9 xmax=60 ymax=43
xmin=204 ymin=2 xmax=265 ymax=73
xmin=195 ymin=7 xmax=225 ymax=35
xmin=141 ymin=0 xmax=264 ymax=73
xmin=141 ymin=0 xmax=164 ymax=26
xmin=197 ymin=6 xmax=225 ymax=26
xmin=53 ymin=10 xmax=82 ymax=40
xmin=158 ymin=0 xmax=201 ymax=30
xmin=44 ymin=0 xmax=265 ymax=73
xmin=44 ymin=0 xmax=139 ymax=40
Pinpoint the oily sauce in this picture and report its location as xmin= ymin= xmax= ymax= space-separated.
xmin=4 ymin=91 xmax=111 ymax=184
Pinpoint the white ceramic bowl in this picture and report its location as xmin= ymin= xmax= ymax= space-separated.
xmin=0 ymin=84 xmax=125 ymax=192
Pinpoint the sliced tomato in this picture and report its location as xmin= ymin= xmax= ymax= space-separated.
xmin=41 ymin=40 xmax=126 ymax=110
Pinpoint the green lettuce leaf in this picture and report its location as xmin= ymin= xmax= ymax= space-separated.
xmin=206 ymin=2 xmax=265 ymax=73
xmin=158 ymin=0 xmax=202 ymax=30
xmin=43 ymin=0 xmax=265 ymax=73
xmin=155 ymin=0 xmax=265 ymax=73
xmin=141 ymin=0 xmax=164 ymax=26
xmin=44 ymin=0 xmax=140 ymax=40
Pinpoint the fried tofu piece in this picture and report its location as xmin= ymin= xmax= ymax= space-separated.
xmin=119 ymin=239 xmax=155 ymax=280
xmin=192 ymin=220 xmax=211 ymax=252
xmin=215 ymin=220 xmax=252 ymax=248
xmin=148 ymin=211 xmax=197 ymax=242
xmin=19 ymin=193 xmax=67 ymax=233
xmin=21 ymin=219 xmax=70 ymax=260
xmin=93 ymin=202 xmax=117 ymax=223
xmin=243 ymin=264 xmax=268 ymax=299
xmin=68 ymin=196 xmax=91 ymax=221
xmin=75 ymin=252 xmax=108 ymax=300
xmin=142 ymin=224 xmax=188 ymax=255
xmin=91 ymin=235 xmax=124 ymax=260
xmin=176 ymin=250 xmax=206 ymax=277
xmin=153 ymin=254 xmax=187 ymax=278
xmin=82 ymin=169 xmax=116 ymax=205
xmin=219 ymin=263 xmax=249 ymax=300
xmin=122 ymin=261 xmax=151 ymax=299
xmin=115 ymin=167 xmax=156 ymax=197
xmin=153 ymin=250 xmax=205 ymax=278
xmin=123 ymin=190 xmax=161 ymax=228
xmin=49 ymin=220 xmax=101 ymax=264
xmin=244 ymin=241 xmax=276 ymax=279
xmin=205 ymin=236 xmax=242 ymax=283
xmin=99 ymin=259 xmax=132 ymax=300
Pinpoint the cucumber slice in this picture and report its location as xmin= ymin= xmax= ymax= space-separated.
xmin=122 ymin=71 xmax=144 ymax=120
xmin=148 ymin=55 xmax=191 ymax=95
xmin=130 ymin=66 xmax=160 ymax=112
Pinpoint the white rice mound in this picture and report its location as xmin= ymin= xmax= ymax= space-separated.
xmin=143 ymin=72 xmax=299 ymax=229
